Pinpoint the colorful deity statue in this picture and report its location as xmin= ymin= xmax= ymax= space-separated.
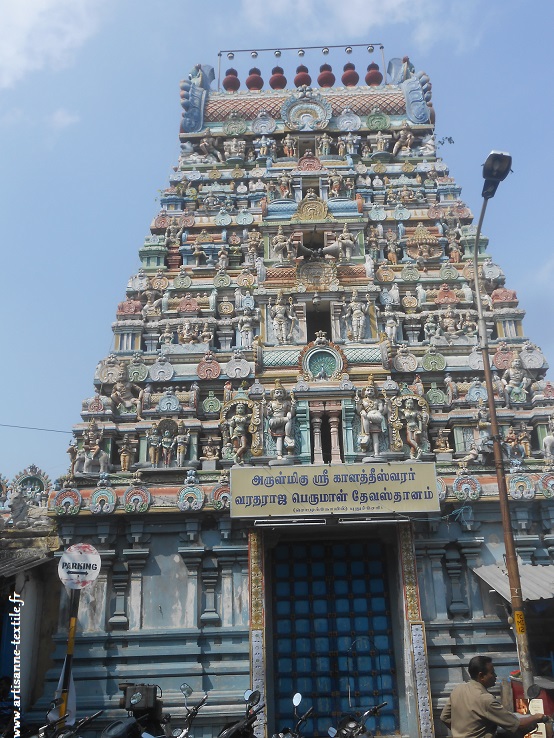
xmin=265 ymin=380 xmax=296 ymax=459
xmin=355 ymin=377 xmax=388 ymax=458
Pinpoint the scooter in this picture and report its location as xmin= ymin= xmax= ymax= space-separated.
xmin=272 ymin=693 xmax=313 ymax=738
xmin=328 ymin=702 xmax=387 ymax=738
xmin=218 ymin=690 xmax=264 ymax=738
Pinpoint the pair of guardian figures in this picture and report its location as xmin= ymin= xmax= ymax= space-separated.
xmin=355 ymin=378 xmax=429 ymax=460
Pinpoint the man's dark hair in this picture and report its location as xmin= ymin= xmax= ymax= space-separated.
xmin=468 ymin=655 xmax=492 ymax=679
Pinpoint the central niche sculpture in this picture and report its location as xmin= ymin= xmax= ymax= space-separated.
xmin=300 ymin=342 xmax=346 ymax=381
xmin=281 ymin=90 xmax=333 ymax=131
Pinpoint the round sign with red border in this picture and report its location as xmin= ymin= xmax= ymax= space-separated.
xmin=58 ymin=543 xmax=101 ymax=590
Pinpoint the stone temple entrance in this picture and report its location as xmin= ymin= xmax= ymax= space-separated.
xmin=270 ymin=539 xmax=399 ymax=736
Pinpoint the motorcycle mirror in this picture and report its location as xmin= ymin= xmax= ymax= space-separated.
xmin=293 ymin=693 xmax=302 ymax=708
xmin=328 ymin=729 xmax=337 ymax=737
xmin=527 ymin=684 xmax=541 ymax=700
xmin=130 ymin=691 xmax=143 ymax=706
xmin=244 ymin=690 xmax=254 ymax=702
xmin=247 ymin=690 xmax=261 ymax=707
xmin=180 ymin=683 xmax=194 ymax=698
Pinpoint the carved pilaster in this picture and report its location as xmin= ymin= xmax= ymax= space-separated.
xmin=423 ymin=542 xmax=449 ymax=621
xmin=399 ymin=525 xmax=434 ymax=738
xmin=326 ymin=403 xmax=342 ymax=463
xmin=81 ymin=548 xmax=115 ymax=632
xmin=459 ymin=537 xmax=485 ymax=619
xmin=295 ymin=400 xmax=311 ymax=465
xmin=122 ymin=548 xmax=150 ymax=630
xmin=108 ymin=560 xmax=129 ymax=629
xmin=177 ymin=547 xmax=204 ymax=628
xmin=445 ymin=548 xmax=470 ymax=618
xmin=310 ymin=403 xmax=324 ymax=464
xmin=200 ymin=556 xmax=221 ymax=625
xmin=214 ymin=546 xmax=248 ymax=627
xmin=342 ymin=399 xmax=357 ymax=462
xmin=249 ymin=530 xmax=266 ymax=738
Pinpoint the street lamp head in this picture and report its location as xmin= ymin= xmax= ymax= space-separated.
xmin=482 ymin=151 xmax=512 ymax=199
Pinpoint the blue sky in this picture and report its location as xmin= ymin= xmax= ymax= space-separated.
xmin=1 ymin=0 xmax=552 ymax=482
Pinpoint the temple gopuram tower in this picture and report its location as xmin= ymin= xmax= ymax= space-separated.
xmin=39 ymin=50 xmax=554 ymax=738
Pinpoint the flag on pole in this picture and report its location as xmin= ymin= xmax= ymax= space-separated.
xmin=47 ymin=656 xmax=76 ymax=725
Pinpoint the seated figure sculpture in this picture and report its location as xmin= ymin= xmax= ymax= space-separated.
xmin=502 ymin=355 xmax=532 ymax=408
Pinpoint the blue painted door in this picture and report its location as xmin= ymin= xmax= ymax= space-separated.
xmin=271 ymin=540 xmax=399 ymax=736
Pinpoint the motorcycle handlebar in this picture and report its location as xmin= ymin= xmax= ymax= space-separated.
xmin=295 ymin=706 xmax=313 ymax=730
xmin=75 ymin=710 xmax=104 ymax=730
xmin=361 ymin=703 xmax=387 ymax=723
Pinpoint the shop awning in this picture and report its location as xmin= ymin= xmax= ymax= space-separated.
xmin=472 ymin=562 xmax=554 ymax=602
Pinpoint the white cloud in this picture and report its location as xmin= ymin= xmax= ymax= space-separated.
xmin=0 ymin=0 xmax=106 ymax=89
xmin=47 ymin=108 xmax=80 ymax=130
xmin=237 ymin=0 xmax=487 ymax=52
xmin=0 ymin=107 xmax=27 ymax=127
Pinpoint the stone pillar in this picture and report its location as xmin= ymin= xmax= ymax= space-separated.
xmin=310 ymin=403 xmax=324 ymax=464
xmin=342 ymin=399 xmax=357 ymax=463
xmin=295 ymin=400 xmax=311 ymax=465
xmin=326 ymin=403 xmax=342 ymax=463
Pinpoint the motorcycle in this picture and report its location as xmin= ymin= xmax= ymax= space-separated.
xmin=167 ymin=684 xmax=208 ymax=738
xmin=218 ymin=690 xmax=264 ymax=738
xmin=27 ymin=702 xmax=103 ymax=738
xmin=102 ymin=684 xmax=168 ymax=738
xmin=103 ymin=682 xmax=208 ymax=738
xmin=272 ymin=693 xmax=313 ymax=738
xmin=328 ymin=702 xmax=387 ymax=738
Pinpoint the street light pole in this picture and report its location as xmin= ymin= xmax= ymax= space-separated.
xmin=472 ymin=151 xmax=534 ymax=695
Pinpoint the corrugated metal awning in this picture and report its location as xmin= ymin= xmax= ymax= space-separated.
xmin=472 ymin=562 xmax=554 ymax=602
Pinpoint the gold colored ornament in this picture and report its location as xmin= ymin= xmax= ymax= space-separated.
xmin=399 ymin=525 xmax=421 ymax=621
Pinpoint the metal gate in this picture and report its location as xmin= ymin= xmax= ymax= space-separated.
xmin=271 ymin=539 xmax=399 ymax=736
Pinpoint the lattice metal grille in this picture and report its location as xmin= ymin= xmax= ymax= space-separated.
xmin=271 ymin=540 xmax=399 ymax=736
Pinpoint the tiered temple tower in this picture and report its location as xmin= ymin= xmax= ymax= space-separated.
xmin=15 ymin=52 xmax=554 ymax=737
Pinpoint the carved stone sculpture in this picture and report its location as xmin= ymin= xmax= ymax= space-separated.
xmin=502 ymin=355 xmax=532 ymax=407
xmin=265 ymin=380 xmax=296 ymax=459
xmin=355 ymin=377 xmax=388 ymax=458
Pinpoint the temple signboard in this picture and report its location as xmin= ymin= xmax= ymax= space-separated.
xmin=230 ymin=462 xmax=439 ymax=518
